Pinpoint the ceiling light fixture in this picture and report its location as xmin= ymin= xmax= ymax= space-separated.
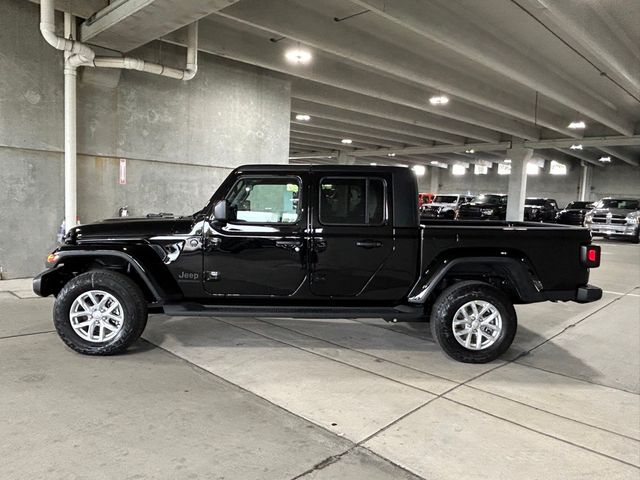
xmin=504 ymin=159 xmax=512 ymax=164
xmin=341 ymin=138 xmax=352 ymax=144
xmin=568 ymin=121 xmax=586 ymax=129
xmin=295 ymin=114 xmax=311 ymax=121
xmin=429 ymin=95 xmax=449 ymax=105
xmin=285 ymin=48 xmax=312 ymax=64
xmin=387 ymin=153 xmax=396 ymax=157
xmin=370 ymin=162 xmax=377 ymax=166
xmin=465 ymin=148 xmax=475 ymax=154
xmin=570 ymin=144 xmax=583 ymax=150
xmin=599 ymin=156 xmax=611 ymax=163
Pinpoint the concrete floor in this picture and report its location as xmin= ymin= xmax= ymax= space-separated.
xmin=1 ymin=239 xmax=638 ymax=479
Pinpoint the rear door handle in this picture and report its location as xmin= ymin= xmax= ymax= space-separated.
xmin=275 ymin=240 xmax=303 ymax=252
xmin=356 ymin=239 xmax=383 ymax=249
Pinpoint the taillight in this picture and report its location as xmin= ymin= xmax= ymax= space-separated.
xmin=580 ymin=244 xmax=600 ymax=268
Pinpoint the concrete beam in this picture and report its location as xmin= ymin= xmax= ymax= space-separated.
xmin=80 ymin=0 xmax=238 ymax=52
xmin=351 ymin=142 xmax=512 ymax=158
xmin=28 ymin=0 xmax=108 ymax=19
xmin=290 ymin=125 xmax=405 ymax=149
xmin=291 ymin=80 xmax=505 ymax=143
xmin=354 ymin=0 xmax=635 ymax=136
xmin=291 ymin=99 xmax=453 ymax=145
xmin=214 ymin=0 xmax=578 ymax=137
xmin=290 ymin=116 xmax=431 ymax=147
xmin=598 ymin=147 xmax=639 ymax=166
xmin=556 ymin=149 xmax=604 ymax=168
xmin=290 ymin=133 xmax=378 ymax=150
xmin=527 ymin=135 xmax=640 ymax=149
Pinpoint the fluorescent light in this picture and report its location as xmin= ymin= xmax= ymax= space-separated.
xmin=550 ymin=160 xmax=567 ymax=175
xmin=387 ymin=153 xmax=396 ymax=157
xmin=285 ymin=48 xmax=312 ymax=64
xmin=295 ymin=114 xmax=311 ymax=121
xmin=498 ymin=164 xmax=511 ymax=175
xmin=568 ymin=121 xmax=586 ymax=129
xmin=370 ymin=162 xmax=377 ymax=166
xmin=429 ymin=95 xmax=449 ymax=105
xmin=341 ymin=138 xmax=352 ymax=144
xmin=452 ymin=164 xmax=466 ymax=176
xmin=474 ymin=164 xmax=488 ymax=175
xmin=570 ymin=144 xmax=583 ymax=150
xmin=504 ymin=159 xmax=512 ymax=164
xmin=526 ymin=162 xmax=540 ymax=175
xmin=465 ymin=148 xmax=475 ymax=154
xmin=412 ymin=165 xmax=426 ymax=176
xmin=599 ymin=156 xmax=611 ymax=163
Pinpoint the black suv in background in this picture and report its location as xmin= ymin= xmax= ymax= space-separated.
xmin=524 ymin=198 xmax=559 ymax=222
xmin=457 ymin=194 xmax=508 ymax=220
xmin=556 ymin=201 xmax=594 ymax=225
xmin=420 ymin=194 xmax=473 ymax=219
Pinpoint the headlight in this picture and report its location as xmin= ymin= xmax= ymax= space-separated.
xmin=584 ymin=213 xmax=593 ymax=224
xmin=481 ymin=209 xmax=494 ymax=215
xmin=627 ymin=215 xmax=639 ymax=225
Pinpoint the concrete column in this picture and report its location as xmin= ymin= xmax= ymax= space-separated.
xmin=337 ymin=150 xmax=355 ymax=165
xmin=505 ymin=145 xmax=533 ymax=221
xmin=579 ymin=162 xmax=592 ymax=201
xmin=429 ymin=166 xmax=439 ymax=194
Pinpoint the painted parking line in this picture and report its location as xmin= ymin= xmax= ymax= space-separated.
xmin=603 ymin=291 xmax=640 ymax=297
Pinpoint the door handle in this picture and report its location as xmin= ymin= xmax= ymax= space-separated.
xmin=275 ymin=240 xmax=303 ymax=252
xmin=356 ymin=239 xmax=383 ymax=249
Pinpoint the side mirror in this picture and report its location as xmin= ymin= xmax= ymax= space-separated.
xmin=213 ymin=200 xmax=228 ymax=223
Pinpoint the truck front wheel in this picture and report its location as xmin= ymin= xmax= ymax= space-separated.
xmin=430 ymin=281 xmax=517 ymax=363
xmin=53 ymin=270 xmax=148 ymax=355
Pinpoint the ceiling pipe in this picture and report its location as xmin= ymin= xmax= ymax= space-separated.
xmin=39 ymin=0 xmax=198 ymax=230
xmin=39 ymin=0 xmax=198 ymax=80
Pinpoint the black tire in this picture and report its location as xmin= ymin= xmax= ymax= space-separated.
xmin=53 ymin=270 xmax=148 ymax=355
xmin=630 ymin=228 xmax=640 ymax=244
xmin=430 ymin=280 xmax=517 ymax=363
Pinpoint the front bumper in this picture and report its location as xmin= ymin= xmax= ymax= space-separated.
xmin=587 ymin=223 xmax=638 ymax=236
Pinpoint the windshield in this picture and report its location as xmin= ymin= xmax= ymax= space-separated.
xmin=566 ymin=201 xmax=591 ymax=209
xmin=471 ymin=195 xmax=502 ymax=205
xmin=594 ymin=199 xmax=639 ymax=210
xmin=525 ymin=199 xmax=546 ymax=206
xmin=433 ymin=195 xmax=458 ymax=203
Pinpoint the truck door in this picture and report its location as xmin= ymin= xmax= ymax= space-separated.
xmin=310 ymin=174 xmax=394 ymax=297
xmin=202 ymin=173 xmax=307 ymax=296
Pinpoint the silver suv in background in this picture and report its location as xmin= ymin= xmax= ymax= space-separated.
xmin=420 ymin=194 xmax=473 ymax=219
xmin=584 ymin=198 xmax=640 ymax=243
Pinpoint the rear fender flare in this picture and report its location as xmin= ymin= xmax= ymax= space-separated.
xmin=407 ymin=256 xmax=542 ymax=304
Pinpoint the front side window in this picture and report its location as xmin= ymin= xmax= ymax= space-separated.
xmin=226 ymin=176 xmax=300 ymax=224
xmin=319 ymin=177 xmax=386 ymax=225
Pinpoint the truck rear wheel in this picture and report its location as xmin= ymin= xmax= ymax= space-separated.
xmin=430 ymin=281 xmax=517 ymax=363
xmin=53 ymin=270 xmax=148 ymax=355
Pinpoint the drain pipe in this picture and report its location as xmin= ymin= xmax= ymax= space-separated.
xmin=39 ymin=0 xmax=198 ymax=229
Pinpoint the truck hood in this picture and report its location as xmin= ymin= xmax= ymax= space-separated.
xmin=71 ymin=216 xmax=196 ymax=242
xmin=460 ymin=202 xmax=499 ymax=209
xmin=590 ymin=208 xmax=636 ymax=216
xmin=426 ymin=202 xmax=456 ymax=208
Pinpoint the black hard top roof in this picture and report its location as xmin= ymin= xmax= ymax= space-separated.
xmin=234 ymin=164 xmax=412 ymax=173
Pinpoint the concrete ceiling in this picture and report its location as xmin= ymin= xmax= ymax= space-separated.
xmin=42 ymin=0 xmax=640 ymax=169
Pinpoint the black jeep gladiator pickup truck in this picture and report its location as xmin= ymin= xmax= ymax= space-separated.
xmin=34 ymin=165 xmax=603 ymax=363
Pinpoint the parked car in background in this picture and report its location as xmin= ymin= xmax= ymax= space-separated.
xmin=584 ymin=198 xmax=640 ymax=243
xmin=418 ymin=192 xmax=434 ymax=207
xmin=421 ymin=194 xmax=473 ymax=219
xmin=457 ymin=194 xmax=508 ymax=220
xmin=524 ymin=198 xmax=559 ymax=222
xmin=555 ymin=201 xmax=594 ymax=225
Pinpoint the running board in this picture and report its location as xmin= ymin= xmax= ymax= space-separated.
xmin=162 ymin=303 xmax=424 ymax=321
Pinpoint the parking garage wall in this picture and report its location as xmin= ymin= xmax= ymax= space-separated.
xmin=0 ymin=0 xmax=291 ymax=278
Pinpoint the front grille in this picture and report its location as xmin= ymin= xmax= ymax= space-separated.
xmin=593 ymin=216 xmax=626 ymax=225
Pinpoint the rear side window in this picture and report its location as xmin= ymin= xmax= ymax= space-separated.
xmin=319 ymin=177 xmax=386 ymax=225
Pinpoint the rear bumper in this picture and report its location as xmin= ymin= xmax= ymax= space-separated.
xmin=541 ymin=284 xmax=603 ymax=303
